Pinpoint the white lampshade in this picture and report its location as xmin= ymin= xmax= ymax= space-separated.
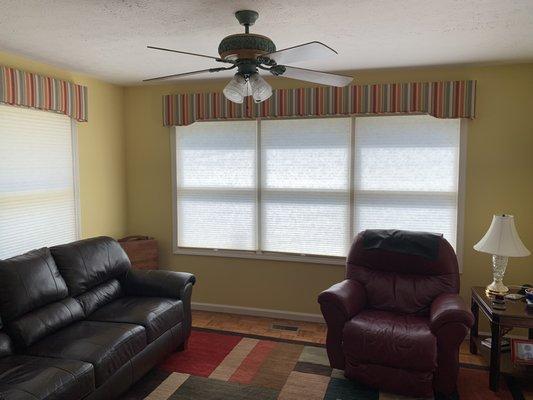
xmin=474 ymin=214 xmax=530 ymax=257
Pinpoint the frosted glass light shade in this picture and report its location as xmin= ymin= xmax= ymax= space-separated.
xmin=249 ymin=73 xmax=272 ymax=103
xmin=474 ymin=215 xmax=530 ymax=257
xmin=223 ymin=74 xmax=247 ymax=103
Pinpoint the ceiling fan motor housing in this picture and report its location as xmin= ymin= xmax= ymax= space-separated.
xmin=218 ymin=34 xmax=276 ymax=61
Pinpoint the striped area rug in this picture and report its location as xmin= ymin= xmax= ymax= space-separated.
xmin=120 ymin=329 xmax=527 ymax=400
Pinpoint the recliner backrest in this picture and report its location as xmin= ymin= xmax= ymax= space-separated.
xmin=0 ymin=248 xmax=84 ymax=347
xmin=346 ymin=229 xmax=459 ymax=315
xmin=50 ymin=236 xmax=130 ymax=315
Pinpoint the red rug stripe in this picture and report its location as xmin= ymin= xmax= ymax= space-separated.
xmin=158 ymin=330 xmax=242 ymax=377
xmin=229 ymin=339 xmax=278 ymax=384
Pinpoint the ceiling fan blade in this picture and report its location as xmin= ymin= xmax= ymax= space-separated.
xmin=277 ymin=66 xmax=353 ymax=87
xmin=266 ymin=41 xmax=338 ymax=64
xmin=143 ymin=68 xmax=217 ymax=82
xmin=147 ymin=46 xmax=232 ymax=63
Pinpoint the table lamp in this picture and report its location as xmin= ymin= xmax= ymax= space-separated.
xmin=474 ymin=214 xmax=530 ymax=294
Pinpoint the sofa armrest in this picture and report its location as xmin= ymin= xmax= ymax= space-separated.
xmin=430 ymin=293 xmax=473 ymax=334
xmin=123 ymin=269 xmax=196 ymax=340
xmin=122 ymin=269 xmax=196 ymax=300
xmin=318 ymin=279 xmax=366 ymax=369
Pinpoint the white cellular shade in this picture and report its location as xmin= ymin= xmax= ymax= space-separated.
xmin=261 ymin=192 xmax=349 ymax=256
xmin=355 ymin=115 xmax=460 ymax=192
xmin=262 ymin=119 xmax=351 ymax=190
xmin=177 ymin=190 xmax=256 ymax=250
xmin=177 ymin=121 xmax=256 ymax=188
xmin=176 ymin=121 xmax=256 ymax=250
xmin=354 ymin=192 xmax=458 ymax=247
xmin=261 ymin=118 xmax=351 ymax=256
xmin=174 ymin=115 xmax=462 ymax=260
xmin=354 ymin=115 xmax=460 ymax=248
xmin=0 ymin=105 xmax=78 ymax=259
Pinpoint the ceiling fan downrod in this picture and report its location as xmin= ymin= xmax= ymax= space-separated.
xmin=235 ymin=10 xmax=259 ymax=34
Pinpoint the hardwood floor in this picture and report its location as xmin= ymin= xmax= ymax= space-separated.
xmin=191 ymin=310 xmax=487 ymax=366
xmin=192 ymin=310 xmax=327 ymax=344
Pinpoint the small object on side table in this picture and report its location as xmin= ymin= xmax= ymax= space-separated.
xmin=505 ymin=293 xmax=525 ymax=301
xmin=511 ymin=339 xmax=533 ymax=365
xmin=518 ymin=284 xmax=533 ymax=295
xmin=526 ymin=288 xmax=533 ymax=308
xmin=492 ymin=294 xmax=506 ymax=310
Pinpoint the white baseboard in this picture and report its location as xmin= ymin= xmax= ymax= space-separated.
xmin=191 ymin=302 xmax=325 ymax=324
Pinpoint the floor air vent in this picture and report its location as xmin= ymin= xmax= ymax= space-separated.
xmin=271 ymin=323 xmax=299 ymax=332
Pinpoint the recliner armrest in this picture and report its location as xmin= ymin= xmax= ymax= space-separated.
xmin=122 ymin=269 xmax=196 ymax=299
xmin=430 ymin=293 xmax=473 ymax=334
xmin=318 ymin=279 xmax=366 ymax=370
xmin=318 ymin=279 xmax=366 ymax=320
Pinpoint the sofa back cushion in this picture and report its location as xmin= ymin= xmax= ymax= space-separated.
xmin=76 ymin=279 xmax=123 ymax=315
xmin=9 ymin=297 xmax=84 ymax=347
xmin=51 ymin=236 xmax=131 ymax=297
xmin=0 ymin=248 xmax=68 ymax=321
xmin=346 ymin=230 xmax=460 ymax=316
xmin=0 ymin=248 xmax=84 ymax=347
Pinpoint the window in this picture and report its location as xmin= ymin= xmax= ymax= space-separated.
xmin=173 ymin=115 xmax=464 ymax=263
xmin=354 ymin=116 xmax=462 ymax=250
xmin=0 ymin=105 xmax=79 ymax=259
xmin=261 ymin=119 xmax=350 ymax=257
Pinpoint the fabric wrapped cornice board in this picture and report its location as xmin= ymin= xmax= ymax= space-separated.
xmin=0 ymin=66 xmax=88 ymax=122
xmin=163 ymin=80 xmax=476 ymax=126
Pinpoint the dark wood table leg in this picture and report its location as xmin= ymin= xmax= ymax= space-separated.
xmin=489 ymin=321 xmax=501 ymax=391
xmin=470 ymin=298 xmax=479 ymax=354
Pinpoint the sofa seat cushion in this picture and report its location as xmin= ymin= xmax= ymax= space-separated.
xmin=0 ymin=355 xmax=94 ymax=400
xmin=343 ymin=310 xmax=437 ymax=372
xmin=26 ymin=321 xmax=146 ymax=387
xmin=86 ymin=296 xmax=183 ymax=343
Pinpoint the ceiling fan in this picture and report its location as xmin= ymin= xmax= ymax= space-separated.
xmin=144 ymin=10 xmax=353 ymax=103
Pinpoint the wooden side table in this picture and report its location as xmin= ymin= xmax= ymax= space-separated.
xmin=470 ymin=286 xmax=533 ymax=391
xmin=118 ymin=236 xmax=159 ymax=269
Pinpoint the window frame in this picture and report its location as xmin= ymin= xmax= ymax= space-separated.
xmin=171 ymin=116 xmax=466 ymax=268
xmin=71 ymin=118 xmax=82 ymax=240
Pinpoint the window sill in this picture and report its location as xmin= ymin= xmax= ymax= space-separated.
xmin=172 ymin=247 xmax=346 ymax=266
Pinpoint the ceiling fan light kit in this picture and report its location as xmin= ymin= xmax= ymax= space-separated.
xmin=145 ymin=10 xmax=353 ymax=103
xmin=222 ymin=73 xmax=249 ymax=103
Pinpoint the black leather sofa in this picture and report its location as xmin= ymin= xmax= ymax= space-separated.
xmin=0 ymin=236 xmax=195 ymax=400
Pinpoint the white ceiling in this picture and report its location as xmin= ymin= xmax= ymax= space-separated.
xmin=1 ymin=0 xmax=532 ymax=85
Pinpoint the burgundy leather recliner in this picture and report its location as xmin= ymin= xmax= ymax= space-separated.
xmin=318 ymin=230 xmax=474 ymax=399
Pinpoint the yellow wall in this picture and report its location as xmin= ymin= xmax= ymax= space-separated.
xmin=124 ymin=63 xmax=533 ymax=316
xmin=4 ymin=49 xmax=531 ymax=319
xmin=0 ymin=51 xmax=128 ymax=239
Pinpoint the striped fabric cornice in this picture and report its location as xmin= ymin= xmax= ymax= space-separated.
xmin=163 ymin=80 xmax=476 ymax=126
xmin=0 ymin=66 xmax=88 ymax=122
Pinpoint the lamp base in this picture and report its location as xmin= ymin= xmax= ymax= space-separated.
xmin=486 ymin=281 xmax=509 ymax=295
xmin=486 ymin=255 xmax=509 ymax=295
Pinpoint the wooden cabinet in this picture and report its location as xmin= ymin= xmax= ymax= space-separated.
xmin=118 ymin=236 xmax=158 ymax=270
